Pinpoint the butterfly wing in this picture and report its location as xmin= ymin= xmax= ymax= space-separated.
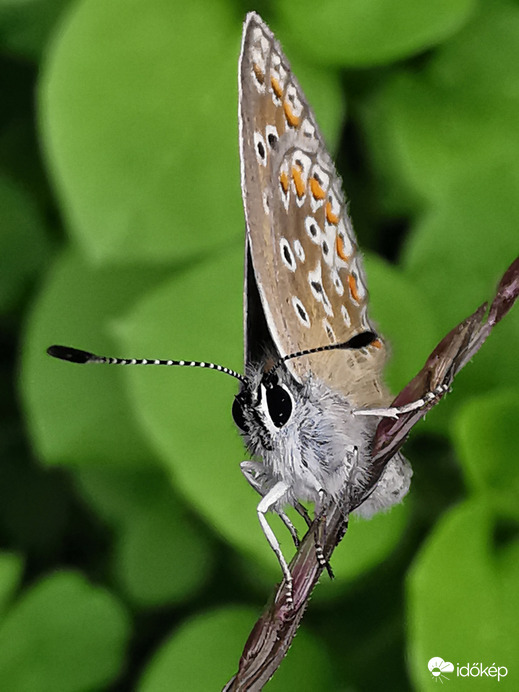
xmin=239 ymin=13 xmax=388 ymax=407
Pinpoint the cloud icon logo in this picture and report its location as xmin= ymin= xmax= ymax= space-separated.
xmin=428 ymin=657 xmax=454 ymax=681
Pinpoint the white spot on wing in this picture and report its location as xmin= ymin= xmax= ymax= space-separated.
xmin=350 ymin=258 xmax=367 ymax=300
xmin=265 ymin=124 xmax=279 ymax=149
xmin=292 ymin=296 xmax=310 ymax=327
xmin=280 ymin=237 xmax=296 ymax=271
xmin=325 ymin=191 xmax=341 ymax=228
xmin=342 ymin=305 xmax=351 ymax=327
xmin=294 ymin=239 xmax=305 ymax=262
xmin=309 ymin=165 xmax=329 ymax=212
xmin=285 ymin=83 xmax=303 ymax=119
xmin=304 ymin=216 xmax=321 ymax=244
xmin=322 ymin=319 xmax=335 ymax=342
xmin=253 ymin=131 xmax=267 ymax=166
xmin=331 ymin=269 xmax=344 ymax=296
xmin=249 ymin=29 xmax=268 ymax=92
xmin=269 ymin=52 xmax=287 ymax=104
xmin=360 ymin=305 xmax=372 ymax=330
xmin=308 ymin=262 xmax=333 ymax=317
xmin=291 ymin=151 xmax=311 ymax=206
xmin=301 ymin=118 xmax=316 ymax=138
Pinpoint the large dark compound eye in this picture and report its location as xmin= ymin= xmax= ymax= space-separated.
xmin=265 ymin=384 xmax=293 ymax=428
xmin=232 ymin=394 xmax=248 ymax=432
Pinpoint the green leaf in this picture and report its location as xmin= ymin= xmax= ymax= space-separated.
xmin=275 ymin=0 xmax=476 ymax=66
xmin=407 ymin=500 xmax=518 ymax=688
xmin=428 ymin=0 xmax=519 ymax=102
xmin=315 ymin=504 xmax=410 ymax=602
xmin=403 ymin=168 xmax=519 ymax=334
xmin=39 ymin=0 xmax=239 ymax=264
xmin=138 ymin=605 xmax=333 ymax=691
xmin=76 ymin=467 xmax=214 ymax=607
xmin=0 ymin=553 xmax=23 ymax=621
xmin=452 ymin=390 xmax=519 ymax=520
xmin=0 ymin=0 xmax=72 ymax=61
xmin=115 ymin=504 xmax=213 ymax=607
xmin=0 ymin=571 xmax=130 ymax=692
xmin=0 ymin=175 xmax=53 ymax=313
xmin=361 ymin=1 xmax=519 ymax=206
xmin=20 ymin=249 xmax=171 ymax=468
xmin=364 ymin=253 xmax=437 ymax=395
xmin=363 ymin=74 xmax=519 ymax=207
xmin=401 ymin=169 xmax=519 ymax=429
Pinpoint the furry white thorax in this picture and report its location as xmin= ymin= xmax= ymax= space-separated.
xmin=238 ymin=361 xmax=412 ymax=517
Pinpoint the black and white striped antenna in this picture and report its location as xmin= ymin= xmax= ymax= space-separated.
xmin=47 ymin=331 xmax=378 ymax=387
xmin=263 ymin=330 xmax=379 ymax=384
xmin=46 ymin=345 xmax=249 ymax=385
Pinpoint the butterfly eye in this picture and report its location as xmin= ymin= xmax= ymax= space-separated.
xmin=265 ymin=384 xmax=293 ymax=428
xmin=232 ymin=395 xmax=248 ymax=432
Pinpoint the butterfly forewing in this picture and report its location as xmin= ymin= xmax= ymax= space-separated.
xmin=239 ymin=14 xmax=388 ymax=407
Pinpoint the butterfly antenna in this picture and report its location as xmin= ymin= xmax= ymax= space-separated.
xmin=267 ymin=331 xmax=379 ymax=379
xmin=47 ymin=345 xmax=249 ymax=385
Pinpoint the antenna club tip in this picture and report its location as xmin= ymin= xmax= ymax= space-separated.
xmin=47 ymin=345 xmax=95 ymax=364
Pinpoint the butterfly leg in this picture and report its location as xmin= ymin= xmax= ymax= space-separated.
xmin=352 ymin=384 xmax=449 ymax=419
xmin=312 ymin=489 xmax=334 ymax=579
xmin=256 ymin=481 xmax=294 ymax=604
xmin=241 ymin=461 xmax=301 ymax=548
xmin=294 ymin=502 xmax=312 ymax=528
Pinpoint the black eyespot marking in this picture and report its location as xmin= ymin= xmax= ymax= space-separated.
xmin=266 ymin=384 xmax=292 ymax=428
xmin=309 ymin=223 xmax=317 ymax=237
xmin=283 ymin=244 xmax=294 ymax=267
xmin=267 ymin=132 xmax=278 ymax=148
xmin=310 ymin=281 xmax=322 ymax=294
xmin=257 ymin=139 xmax=266 ymax=159
xmin=296 ymin=303 xmax=307 ymax=321
xmin=322 ymin=241 xmax=329 ymax=255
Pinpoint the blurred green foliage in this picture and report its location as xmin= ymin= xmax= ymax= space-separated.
xmin=1 ymin=0 xmax=518 ymax=689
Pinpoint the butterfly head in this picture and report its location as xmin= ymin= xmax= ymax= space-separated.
xmin=231 ymin=333 xmax=382 ymax=505
xmin=232 ymin=360 xmax=298 ymax=452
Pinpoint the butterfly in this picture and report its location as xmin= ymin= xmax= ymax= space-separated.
xmin=48 ymin=13 xmax=519 ymax=607
xmin=231 ymin=12 xmax=417 ymax=600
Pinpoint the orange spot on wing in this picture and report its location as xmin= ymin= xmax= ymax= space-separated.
xmin=292 ymin=165 xmax=306 ymax=198
xmin=336 ymin=235 xmax=349 ymax=261
xmin=371 ymin=339 xmax=382 ymax=349
xmin=348 ymin=273 xmax=361 ymax=303
xmin=280 ymin=170 xmax=289 ymax=194
xmin=253 ymin=63 xmax=265 ymax=85
xmin=283 ymin=101 xmax=301 ymax=127
xmin=271 ymin=75 xmax=283 ymax=99
xmin=325 ymin=201 xmax=339 ymax=225
xmin=309 ymin=177 xmax=326 ymax=200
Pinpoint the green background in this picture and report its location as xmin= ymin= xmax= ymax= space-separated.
xmin=1 ymin=0 xmax=518 ymax=689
